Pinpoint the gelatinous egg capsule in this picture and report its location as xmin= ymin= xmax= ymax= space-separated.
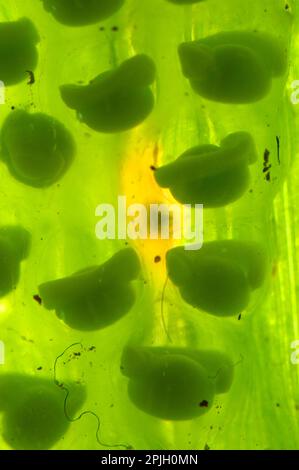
xmin=0 ymin=373 xmax=85 ymax=450
xmin=42 ymin=0 xmax=125 ymax=26
xmin=60 ymin=55 xmax=156 ymax=133
xmin=0 ymin=226 xmax=31 ymax=298
xmin=0 ymin=18 xmax=39 ymax=86
xmin=178 ymin=31 xmax=287 ymax=103
xmin=39 ymin=248 xmax=141 ymax=331
xmin=166 ymin=240 xmax=268 ymax=317
xmin=121 ymin=345 xmax=233 ymax=420
xmin=155 ymin=132 xmax=258 ymax=207
xmin=0 ymin=110 xmax=75 ymax=188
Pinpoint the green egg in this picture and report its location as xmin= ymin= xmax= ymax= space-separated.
xmin=122 ymin=348 xmax=215 ymax=420
xmin=0 ymin=18 xmax=39 ymax=86
xmin=172 ymin=161 xmax=250 ymax=207
xmin=166 ymin=240 xmax=267 ymax=317
xmin=55 ymin=280 xmax=136 ymax=331
xmin=2 ymin=386 xmax=68 ymax=450
xmin=121 ymin=346 xmax=158 ymax=379
xmin=178 ymin=31 xmax=287 ymax=103
xmin=60 ymin=55 xmax=156 ymax=133
xmin=122 ymin=346 xmax=234 ymax=395
xmin=180 ymin=255 xmax=251 ymax=316
xmin=0 ymin=374 xmax=85 ymax=450
xmin=0 ymin=226 xmax=30 ymax=297
xmin=157 ymin=348 xmax=234 ymax=394
xmin=39 ymin=248 xmax=141 ymax=331
xmin=1 ymin=110 xmax=75 ymax=188
xmin=42 ymin=0 xmax=125 ymax=26
xmin=155 ymin=132 xmax=257 ymax=207
xmin=199 ymin=240 xmax=268 ymax=290
xmin=201 ymin=31 xmax=287 ymax=77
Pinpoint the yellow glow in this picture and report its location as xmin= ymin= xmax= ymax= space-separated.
xmin=0 ymin=302 xmax=8 ymax=314
xmin=122 ymin=134 xmax=178 ymax=279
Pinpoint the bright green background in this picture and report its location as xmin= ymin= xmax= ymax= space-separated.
xmin=0 ymin=0 xmax=299 ymax=450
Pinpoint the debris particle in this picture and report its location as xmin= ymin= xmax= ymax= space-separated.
xmin=263 ymin=149 xmax=270 ymax=165
xmin=33 ymin=294 xmax=42 ymax=305
xmin=276 ymin=136 xmax=280 ymax=165
xmin=263 ymin=165 xmax=272 ymax=173
xmin=199 ymin=400 xmax=209 ymax=408
xmin=26 ymin=70 xmax=35 ymax=85
xmin=263 ymin=149 xmax=271 ymax=181
xmin=154 ymin=255 xmax=161 ymax=263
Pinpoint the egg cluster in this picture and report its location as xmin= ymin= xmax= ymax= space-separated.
xmin=0 ymin=0 xmax=290 ymax=450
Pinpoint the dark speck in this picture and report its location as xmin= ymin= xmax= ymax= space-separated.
xmin=26 ymin=70 xmax=35 ymax=85
xmin=33 ymin=294 xmax=42 ymax=305
xmin=264 ymin=149 xmax=270 ymax=164
xmin=111 ymin=26 xmax=119 ymax=32
xmin=154 ymin=255 xmax=161 ymax=263
xmin=199 ymin=400 xmax=209 ymax=408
